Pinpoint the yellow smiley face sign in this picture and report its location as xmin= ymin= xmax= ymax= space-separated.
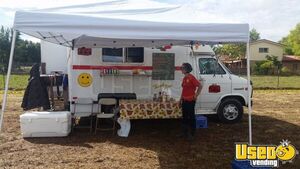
xmin=78 ymin=73 xmax=93 ymax=87
xmin=276 ymin=144 xmax=297 ymax=161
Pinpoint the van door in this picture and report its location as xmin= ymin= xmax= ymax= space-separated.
xmin=197 ymin=57 xmax=232 ymax=109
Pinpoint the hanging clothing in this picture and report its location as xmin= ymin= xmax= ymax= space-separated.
xmin=21 ymin=63 xmax=50 ymax=110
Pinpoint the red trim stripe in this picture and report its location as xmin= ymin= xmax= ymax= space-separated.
xmin=175 ymin=66 xmax=181 ymax=71
xmin=73 ymin=65 xmax=182 ymax=71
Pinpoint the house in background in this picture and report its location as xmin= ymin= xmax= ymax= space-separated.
xmin=220 ymin=39 xmax=285 ymax=75
xmin=249 ymin=39 xmax=284 ymax=64
xmin=282 ymin=55 xmax=300 ymax=75
xmin=220 ymin=39 xmax=300 ymax=75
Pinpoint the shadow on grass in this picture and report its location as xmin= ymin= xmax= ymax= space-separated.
xmin=25 ymin=115 xmax=300 ymax=169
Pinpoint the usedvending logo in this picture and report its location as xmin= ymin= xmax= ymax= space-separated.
xmin=235 ymin=140 xmax=298 ymax=167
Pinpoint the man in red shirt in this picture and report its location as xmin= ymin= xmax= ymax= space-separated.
xmin=179 ymin=63 xmax=202 ymax=140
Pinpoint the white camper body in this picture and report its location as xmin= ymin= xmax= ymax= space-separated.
xmin=65 ymin=45 xmax=250 ymax=123
xmin=41 ymin=41 xmax=68 ymax=74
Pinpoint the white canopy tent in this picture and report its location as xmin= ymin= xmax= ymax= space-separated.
xmin=0 ymin=0 xmax=252 ymax=144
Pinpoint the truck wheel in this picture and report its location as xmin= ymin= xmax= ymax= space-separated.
xmin=217 ymin=99 xmax=243 ymax=124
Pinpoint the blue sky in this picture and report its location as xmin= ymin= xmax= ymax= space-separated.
xmin=1 ymin=0 xmax=299 ymax=42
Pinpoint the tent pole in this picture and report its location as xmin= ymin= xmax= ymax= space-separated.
xmin=246 ymin=39 xmax=252 ymax=145
xmin=0 ymin=30 xmax=17 ymax=132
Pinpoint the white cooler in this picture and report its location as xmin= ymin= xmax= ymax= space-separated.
xmin=20 ymin=111 xmax=71 ymax=138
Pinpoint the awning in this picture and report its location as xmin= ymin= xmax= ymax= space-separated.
xmin=13 ymin=0 xmax=249 ymax=48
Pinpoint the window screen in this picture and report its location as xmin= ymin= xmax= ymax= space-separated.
xmin=102 ymin=47 xmax=144 ymax=63
xmin=126 ymin=47 xmax=144 ymax=63
xmin=102 ymin=48 xmax=123 ymax=62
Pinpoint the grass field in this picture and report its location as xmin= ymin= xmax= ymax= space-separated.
xmin=0 ymin=90 xmax=299 ymax=169
xmin=1 ymin=74 xmax=299 ymax=90
xmin=0 ymin=74 xmax=29 ymax=90
xmin=249 ymin=75 xmax=300 ymax=89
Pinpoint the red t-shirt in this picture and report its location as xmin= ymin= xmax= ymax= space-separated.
xmin=181 ymin=74 xmax=200 ymax=101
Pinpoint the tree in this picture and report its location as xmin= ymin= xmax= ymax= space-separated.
xmin=0 ymin=25 xmax=41 ymax=71
xmin=254 ymin=55 xmax=281 ymax=75
xmin=260 ymin=60 xmax=274 ymax=74
xmin=0 ymin=26 xmax=12 ymax=69
xmin=214 ymin=43 xmax=246 ymax=59
xmin=280 ymin=37 xmax=294 ymax=55
xmin=214 ymin=28 xmax=261 ymax=59
xmin=249 ymin=28 xmax=260 ymax=41
xmin=280 ymin=23 xmax=300 ymax=55
xmin=265 ymin=55 xmax=282 ymax=68
xmin=265 ymin=55 xmax=282 ymax=74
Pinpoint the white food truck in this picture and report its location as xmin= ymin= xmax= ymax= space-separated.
xmin=42 ymin=41 xmax=252 ymax=123
xmin=0 ymin=1 xmax=253 ymax=140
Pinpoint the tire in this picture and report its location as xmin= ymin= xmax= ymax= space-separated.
xmin=217 ymin=98 xmax=243 ymax=124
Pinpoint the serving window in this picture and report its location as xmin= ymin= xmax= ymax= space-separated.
xmin=102 ymin=47 xmax=144 ymax=63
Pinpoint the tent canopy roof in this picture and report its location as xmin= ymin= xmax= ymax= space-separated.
xmin=13 ymin=0 xmax=249 ymax=48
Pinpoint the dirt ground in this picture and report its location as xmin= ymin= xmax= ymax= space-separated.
xmin=0 ymin=90 xmax=299 ymax=169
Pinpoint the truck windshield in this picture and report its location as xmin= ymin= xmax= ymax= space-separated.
xmin=219 ymin=61 xmax=232 ymax=74
xmin=198 ymin=58 xmax=226 ymax=75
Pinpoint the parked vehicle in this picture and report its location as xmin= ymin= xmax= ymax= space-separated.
xmin=42 ymin=42 xmax=252 ymax=123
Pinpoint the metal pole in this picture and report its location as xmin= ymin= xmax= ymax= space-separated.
xmin=246 ymin=38 xmax=252 ymax=145
xmin=0 ymin=30 xmax=17 ymax=132
xmin=67 ymin=49 xmax=73 ymax=113
xmin=2 ymin=58 xmax=5 ymax=89
xmin=277 ymin=66 xmax=280 ymax=88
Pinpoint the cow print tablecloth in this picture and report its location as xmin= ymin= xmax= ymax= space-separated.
xmin=119 ymin=100 xmax=182 ymax=119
